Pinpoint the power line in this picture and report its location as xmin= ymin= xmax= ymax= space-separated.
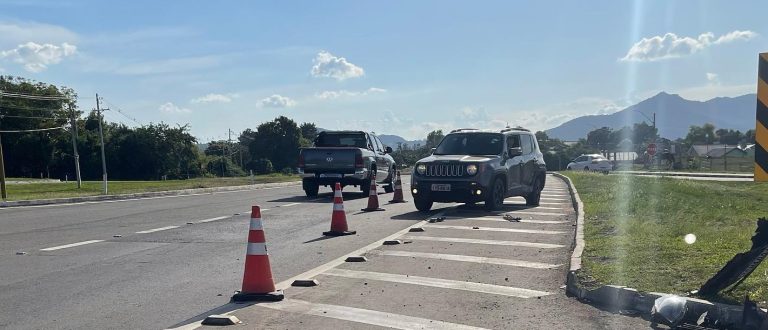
xmin=0 ymin=125 xmax=67 ymax=133
xmin=100 ymin=98 xmax=141 ymax=125
xmin=0 ymin=104 xmax=61 ymax=112
xmin=0 ymin=91 xmax=68 ymax=100
xmin=0 ymin=114 xmax=61 ymax=120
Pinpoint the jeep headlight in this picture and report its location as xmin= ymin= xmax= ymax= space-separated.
xmin=416 ymin=164 xmax=427 ymax=175
xmin=466 ymin=164 xmax=478 ymax=175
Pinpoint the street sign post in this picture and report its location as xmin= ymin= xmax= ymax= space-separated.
xmin=647 ymin=143 xmax=657 ymax=156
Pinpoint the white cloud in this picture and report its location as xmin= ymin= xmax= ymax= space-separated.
xmin=0 ymin=42 xmax=77 ymax=72
xmin=0 ymin=22 xmax=79 ymax=49
xmin=259 ymin=94 xmax=296 ymax=108
xmin=311 ymin=51 xmax=364 ymax=80
xmin=190 ymin=93 xmax=239 ymax=104
xmin=315 ymin=87 xmax=387 ymax=99
xmin=620 ymin=30 xmax=757 ymax=62
xmin=158 ymin=102 xmax=191 ymax=113
xmin=706 ymin=72 xmax=720 ymax=85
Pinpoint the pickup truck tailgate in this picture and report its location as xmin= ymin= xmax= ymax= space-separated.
xmin=302 ymin=148 xmax=357 ymax=173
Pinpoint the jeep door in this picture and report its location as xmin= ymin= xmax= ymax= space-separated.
xmin=370 ymin=134 xmax=388 ymax=182
xmin=519 ymin=134 xmax=537 ymax=190
xmin=504 ymin=134 xmax=524 ymax=195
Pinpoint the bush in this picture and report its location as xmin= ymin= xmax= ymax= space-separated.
xmin=280 ymin=167 xmax=294 ymax=175
xmin=248 ymin=158 xmax=274 ymax=174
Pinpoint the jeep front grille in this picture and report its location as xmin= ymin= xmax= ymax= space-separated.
xmin=425 ymin=164 xmax=465 ymax=177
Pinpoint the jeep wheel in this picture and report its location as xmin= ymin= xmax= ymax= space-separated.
xmin=414 ymin=198 xmax=433 ymax=212
xmin=583 ymin=166 xmax=590 ymax=171
xmin=484 ymin=178 xmax=505 ymax=211
xmin=360 ymin=178 xmax=371 ymax=195
xmin=525 ymin=175 xmax=544 ymax=206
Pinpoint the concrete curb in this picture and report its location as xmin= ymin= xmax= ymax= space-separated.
xmin=0 ymin=180 xmax=301 ymax=208
xmin=552 ymin=171 xmax=748 ymax=328
xmin=617 ymin=170 xmax=753 ymax=179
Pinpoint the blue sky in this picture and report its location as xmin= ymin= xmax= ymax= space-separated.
xmin=0 ymin=0 xmax=766 ymax=140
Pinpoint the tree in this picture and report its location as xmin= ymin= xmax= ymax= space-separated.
xmin=685 ymin=123 xmax=717 ymax=145
xmin=425 ymin=130 xmax=444 ymax=149
xmin=300 ymin=122 xmax=318 ymax=141
xmin=586 ymin=127 xmax=612 ymax=150
xmin=248 ymin=116 xmax=302 ymax=172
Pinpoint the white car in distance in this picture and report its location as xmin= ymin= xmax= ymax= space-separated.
xmin=566 ymin=154 xmax=613 ymax=173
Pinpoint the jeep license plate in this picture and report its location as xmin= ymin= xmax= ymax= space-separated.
xmin=431 ymin=184 xmax=451 ymax=192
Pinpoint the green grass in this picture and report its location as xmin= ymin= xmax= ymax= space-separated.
xmin=3 ymin=174 xmax=299 ymax=201
xmin=565 ymin=172 xmax=768 ymax=304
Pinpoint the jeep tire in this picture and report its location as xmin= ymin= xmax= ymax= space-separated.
xmin=383 ymin=167 xmax=395 ymax=193
xmin=414 ymin=197 xmax=433 ymax=212
xmin=525 ymin=175 xmax=544 ymax=206
xmin=303 ymin=179 xmax=319 ymax=198
xmin=484 ymin=178 xmax=505 ymax=211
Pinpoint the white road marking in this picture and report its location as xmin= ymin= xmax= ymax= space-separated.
xmin=40 ymin=240 xmax=105 ymax=251
xmin=501 ymin=204 xmax=564 ymax=210
xmin=541 ymin=195 xmax=568 ymax=198
xmin=324 ymin=268 xmax=551 ymax=298
xmin=0 ymin=184 xmax=301 ymax=211
xmin=505 ymin=211 xmax=567 ymax=216
xmin=446 ymin=216 xmax=568 ymax=224
xmin=258 ymin=299 xmax=488 ymax=330
xmin=538 ymin=202 xmax=569 ymax=206
xmin=423 ymin=224 xmax=565 ymax=235
xmin=135 ymin=226 xmax=179 ymax=234
xmin=196 ymin=216 xmax=230 ymax=223
xmin=401 ymin=235 xmax=565 ymax=248
xmin=371 ymin=250 xmax=561 ymax=269
xmin=279 ymin=202 xmax=301 ymax=207
xmin=541 ymin=198 xmax=569 ymax=202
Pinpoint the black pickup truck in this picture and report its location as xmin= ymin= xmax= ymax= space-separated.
xmin=297 ymin=131 xmax=397 ymax=197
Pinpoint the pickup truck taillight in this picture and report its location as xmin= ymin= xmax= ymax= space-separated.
xmin=354 ymin=151 xmax=364 ymax=169
xmin=298 ymin=153 xmax=305 ymax=168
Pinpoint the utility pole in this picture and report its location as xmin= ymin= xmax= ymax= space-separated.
xmin=0 ymin=118 xmax=6 ymax=201
xmin=96 ymin=94 xmax=108 ymax=194
xmin=68 ymin=103 xmax=82 ymax=188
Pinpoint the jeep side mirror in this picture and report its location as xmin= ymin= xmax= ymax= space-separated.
xmin=385 ymin=146 xmax=393 ymax=154
xmin=508 ymin=147 xmax=522 ymax=157
xmin=430 ymin=147 xmax=436 ymax=154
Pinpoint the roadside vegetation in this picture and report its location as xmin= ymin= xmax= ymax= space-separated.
xmin=4 ymin=174 xmax=298 ymax=201
xmin=566 ymin=172 xmax=768 ymax=304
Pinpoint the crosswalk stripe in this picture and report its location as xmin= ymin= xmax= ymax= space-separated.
xmin=400 ymin=235 xmax=565 ymax=248
xmin=501 ymin=204 xmax=564 ymax=210
xmin=324 ymin=268 xmax=551 ymax=298
xmin=422 ymin=224 xmax=564 ymax=235
xmin=446 ymin=216 xmax=568 ymax=224
xmin=371 ymin=250 xmax=561 ymax=269
xmin=257 ymin=299 xmax=489 ymax=330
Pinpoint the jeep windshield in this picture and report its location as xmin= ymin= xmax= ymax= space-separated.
xmin=433 ymin=133 xmax=503 ymax=156
xmin=315 ymin=132 xmax=368 ymax=148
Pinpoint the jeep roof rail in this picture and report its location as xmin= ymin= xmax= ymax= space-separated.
xmin=450 ymin=128 xmax=478 ymax=133
xmin=500 ymin=126 xmax=530 ymax=133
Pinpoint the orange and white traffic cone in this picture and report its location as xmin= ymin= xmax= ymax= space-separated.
xmin=323 ymin=183 xmax=356 ymax=236
xmin=361 ymin=174 xmax=385 ymax=212
xmin=389 ymin=171 xmax=407 ymax=203
xmin=231 ymin=206 xmax=284 ymax=302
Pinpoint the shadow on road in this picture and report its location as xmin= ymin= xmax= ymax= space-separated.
xmin=303 ymin=235 xmax=335 ymax=244
xmin=268 ymin=191 xmax=374 ymax=203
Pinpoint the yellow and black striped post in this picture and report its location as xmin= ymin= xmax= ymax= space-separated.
xmin=757 ymin=53 xmax=768 ymax=181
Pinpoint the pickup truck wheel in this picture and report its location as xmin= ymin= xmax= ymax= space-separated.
xmin=383 ymin=168 xmax=395 ymax=193
xmin=484 ymin=178 xmax=505 ymax=211
xmin=414 ymin=198 xmax=433 ymax=212
xmin=303 ymin=182 xmax=319 ymax=197
xmin=525 ymin=175 xmax=544 ymax=206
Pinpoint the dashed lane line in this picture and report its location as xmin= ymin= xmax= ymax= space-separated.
xmin=196 ymin=216 xmax=230 ymax=223
xmin=278 ymin=202 xmax=301 ymax=207
xmin=370 ymin=250 xmax=561 ymax=269
xmin=40 ymin=240 xmax=105 ymax=251
xmin=135 ymin=226 xmax=180 ymax=234
xmin=400 ymin=235 xmax=565 ymax=248
xmin=258 ymin=299 xmax=488 ymax=330
xmin=324 ymin=268 xmax=551 ymax=298
xmin=422 ymin=224 xmax=565 ymax=235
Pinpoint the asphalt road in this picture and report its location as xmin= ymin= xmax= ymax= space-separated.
xmin=0 ymin=175 xmax=647 ymax=329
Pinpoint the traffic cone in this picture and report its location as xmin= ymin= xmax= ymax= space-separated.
xmin=232 ymin=206 xmax=284 ymax=302
xmin=389 ymin=171 xmax=407 ymax=203
xmin=361 ymin=174 xmax=385 ymax=212
xmin=323 ymin=183 xmax=356 ymax=236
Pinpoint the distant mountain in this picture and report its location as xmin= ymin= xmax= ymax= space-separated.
xmin=378 ymin=134 xmax=425 ymax=148
xmin=545 ymin=92 xmax=757 ymax=141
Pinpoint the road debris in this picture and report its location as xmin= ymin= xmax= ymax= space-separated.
xmin=503 ymin=214 xmax=521 ymax=222
xmin=650 ymin=295 xmax=687 ymax=328
xmin=699 ymin=218 xmax=768 ymax=296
